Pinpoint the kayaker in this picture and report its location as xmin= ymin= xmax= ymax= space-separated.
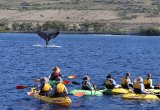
xmin=82 ymin=75 xmax=94 ymax=91
xmin=50 ymin=78 xmax=68 ymax=97
xmin=121 ymin=72 xmax=133 ymax=89
xmin=38 ymin=77 xmax=52 ymax=96
xmin=143 ymin=73 xmax=154 ymax=89
xmin=133 ymin=77 xmax=153 ymax=94
xmin=105 ymin=74 xmax=120 ymax=89
xmin=34 ymin=66 xmax=63 ymax=84
xmin=49 ymin=66 xmax=63 ymax=82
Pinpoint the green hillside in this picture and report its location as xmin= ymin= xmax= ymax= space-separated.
xmin=0 ymin=0 xmax=160 ymax=34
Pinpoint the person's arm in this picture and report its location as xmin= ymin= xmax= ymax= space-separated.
xmin=148 ymin=79 xmax=154 ymax=88
xmin=48 ymin=74 xmax=51 ymax=79
xmin=86 ymin=82 xmax=94 ymax=91
xmin=59 ymin=73 xmax=64 ymax=78
xmin=126 ymin=79 xmax=132 ymax=89
xmin=64 ymin=85 xmax=68 ymax=94
xmin=140 ymin=83 xmax=149 ymax=94
xmin=49 ymin=87 xmax=56 ymax=97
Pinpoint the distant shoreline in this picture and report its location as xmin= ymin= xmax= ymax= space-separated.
xmin=0 ymin=31 xmax=160 ymax=36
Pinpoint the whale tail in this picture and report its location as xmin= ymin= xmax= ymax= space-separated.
xmin=37 ymin=30 xmax=59 ymax=46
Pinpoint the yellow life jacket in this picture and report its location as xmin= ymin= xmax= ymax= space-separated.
xmin=121 ymin=77 xmax=126 ymax=85
xmin=56 ymin=82 xmax=65 ymax=93
xmin=133 ymin=83 xmax=140 ymax=89
xmin=42 ymin=83 xmax=51 ymax=92
xmin=133 ymin=83 xmax=141 ymax=94
xmin=143 ymin=79 xmax=149 ymax=85
xmin=158 ymin=82 xmax=160 ymax=88
xmin=105 ymin=80 xmax=111 ymax=86
xmin=143 ymin=78 xmax=152 ymax=89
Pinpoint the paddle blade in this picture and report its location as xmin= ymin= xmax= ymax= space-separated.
xmin=63 ymin=80 xmax=70 ymax=85
xmin=72 ymin=81 xmax=80 ymax=85
xmin=73 ymin=92 xmax=84 ymax=97
xmin=16 ymin=86 xmax=26 ymax=89
xmin=68 ymin=76 xmax=77 ymax=79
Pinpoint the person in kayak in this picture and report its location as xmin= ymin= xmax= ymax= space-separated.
xmin=82 ymin=75 xmax=94 ymax=91
xmin=50 ymin=78 xmax=68 ymax=97
xmin=34 ymin=66 xmax=63 ymax=86
xmin=105 ymin=74 xmax=120 ymax=89
xmin=38 ymin=77 xmax=52 ymax=96
xmin=49 ymin=66 xmax=63 ymax=82
xmin=143 ymin=73 xmax=154 ymax=89
xmin=121 ymin=72 xmax=133 ymax=89
xmin=133 ymin=77 xmax=153 ymax=94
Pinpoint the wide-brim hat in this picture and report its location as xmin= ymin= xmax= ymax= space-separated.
xmin=138 ymin=77 xmax=143 ymax=83
xmin=52 ymin=66 xmax=60 ymax=73
xmin=83 ymin=75 xmax=90 ymax=81
xmin=40 ymin=77 xmax=49 ymax=83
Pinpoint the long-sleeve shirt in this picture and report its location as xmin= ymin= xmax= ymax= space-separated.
xmin=140 ymin=83 xmax=148 ymax=94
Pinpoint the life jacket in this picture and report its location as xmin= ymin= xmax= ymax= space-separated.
xmin=105 ymin=79 xmax=114 ymax=89
xmin=55 ymin=82 xmax=65 ymax=93
xmin=143 ymin=78 xmax=151 ymax=89
xmin=41 ymin=83 xmax=51 ymax=92
xmin=50 ymin=72 xmax=60 ymax=80
xmin=82 ymin=80 xmax=90 ymax=90
xmin=121 ymin=77 xmax=128 ymax=89
xmin=133 ymin=83 xmax=141 ymax=94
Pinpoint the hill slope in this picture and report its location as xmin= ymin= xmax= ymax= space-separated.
xmin=0 ymin=0 xmax=160 ymax=32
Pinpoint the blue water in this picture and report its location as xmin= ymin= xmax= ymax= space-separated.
xmin=0 ymin=33 xmax=160 ymax=110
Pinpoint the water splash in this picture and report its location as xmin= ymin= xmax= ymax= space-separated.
xmin=33 ymin=44 xmax=62 ymax=48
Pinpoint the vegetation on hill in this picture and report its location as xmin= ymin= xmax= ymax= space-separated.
xmin=0 ymin=0 xmax=160 ymax=35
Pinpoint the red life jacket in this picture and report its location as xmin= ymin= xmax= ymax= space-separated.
xmin=50 ymin=72 xmax=59 ymax=80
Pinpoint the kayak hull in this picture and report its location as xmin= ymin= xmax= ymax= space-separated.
xmin=100 ymin=88 xmax=160 ymax=95
xmin=27 ymin=92 xmax=71 ymax=107
xmin=69 ymin=89 xmax=103 ymax=96
xmin=122 ymin=93 xmax=160 ymax=100
xmin=100 ymin=88 xmax=132 ymax=95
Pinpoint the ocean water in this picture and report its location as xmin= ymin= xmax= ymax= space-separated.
xmin=0 ymin=33 xmax=160 ymax=110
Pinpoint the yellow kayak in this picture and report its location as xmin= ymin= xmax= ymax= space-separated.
xmin=150 ymin=89 xmax=160 ymax=93
xmin=27 ymin=91 xmax=71 ymax=107
xmin=100 ymin=88 xmax=132 ymax=95
xmin=122 ymin=93 xmax=160 ymax=100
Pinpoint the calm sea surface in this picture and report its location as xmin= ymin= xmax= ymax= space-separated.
xmin=0 ymin=33 xmax=160 ymax=110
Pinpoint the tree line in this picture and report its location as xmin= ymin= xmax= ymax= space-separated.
xmin=0 ymin=20 xmax=160 ymax=36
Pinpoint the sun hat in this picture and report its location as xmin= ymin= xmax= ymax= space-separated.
xmin=52 ymin=66 xmax=60 ymax=73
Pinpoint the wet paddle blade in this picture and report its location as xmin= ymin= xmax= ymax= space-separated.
xmin=63 ymin=80 xmax=70 ymax=85
xmin=72 ymin=81 xmax=81 ymax=85
xmin=68 ymin=76 xmax=77 ymax=79
xmin=16 ymin=86 xmax=26 ymax=89
xmin=73 ymin=92 xmax=84 ymax=97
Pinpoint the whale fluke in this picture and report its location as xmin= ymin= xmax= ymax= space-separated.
xmin=37 ymin=30 xmax=59 ymax=46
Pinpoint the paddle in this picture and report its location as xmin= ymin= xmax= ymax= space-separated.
xmin=63 ymin=80 xmax=70 ymax=84
xmin=73 ymin=92 xmax=85 ymax=97
xmin=34 ymin=75 xmax=77 ymax=82
xmin=68 ymin=75 xmax=77 ymax=79
xmin=16 ymin=85 xmax=34 ymax=89
xmin=16 ymin=80 xmax=70 ymax=89
xmin=72 ymin=81 xmax=81 ymax=85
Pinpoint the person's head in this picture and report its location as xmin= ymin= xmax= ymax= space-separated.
xmin=106 ymin=74 xmax=112 ymax=79
xmin=137 ymin=77 xmax=143 ymax=83
xmin=83 ymin=75 xmax=90 ymax=81
xmin=147 ymin=73 xmax=151 ymax=79
xmin=55 ymin=78 xmax=61 ymax=84
xmin=52 ymin=66 xmax=60 ymax=73
xmin=126 ymin=72 xmax=130 ymax=77
xmin=40 ymin=77 xmax=49 ymax=84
